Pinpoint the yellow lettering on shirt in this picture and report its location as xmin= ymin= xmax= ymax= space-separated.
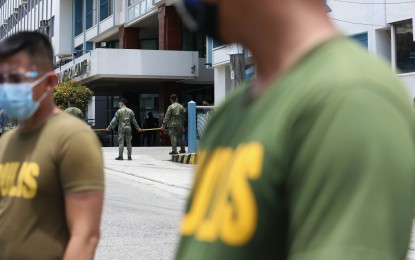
xmin=0 ymin=162 xmax=40 ymax=199
xmin=1 ymin=162 xmax=19 ymax=196
xmin=180 ymin=142 xmax=264 ymax=247
xmin=22 ymin=163 xmax=40 ymax=199
xmin=181 ymin=149 xmax=232 ymax=236
xmin=221 ymin=143 xmax=263 ymax=246
xmin=192 ymin=148 xmax=233 ymax=241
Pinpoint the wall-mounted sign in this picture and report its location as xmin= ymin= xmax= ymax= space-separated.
xmin=57 ymin=59 xmax=89 ymax=83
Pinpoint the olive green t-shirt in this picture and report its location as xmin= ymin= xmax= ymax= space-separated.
xmin=0 ymin=111 xmax=104 ymax=260
xmin=64 ymin=106 xmax=84 ymax=121
xmin=176 ymin=37 xmax=415 ymax=260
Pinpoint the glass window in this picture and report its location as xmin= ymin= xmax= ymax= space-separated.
xmin=147 ymin=0 xmax=152 ymax=11
xmin=139 ymin=94 xmax=160 ymax=124
xmin=213 ymin=39 xmax=223 ymax=49
xmin=128 ymin=7 xmax=135 ymax=21
xmin=140 ymin=39 xmax=158 ymax=50
xmin=100 ymin=0 xmax=113 ymax=21
xmin=74 ymin=0 xmax=83 ymax=36
xmin=141 ymin=2 xmax=146 ymax=14
xmin=104 ymin=41 xmax=120 ymax=49
xmin=128 ymin=0 xmax=140 ymax=7
xmin=74 ymin=44 xmax=84 ymax=59
xmin=395 ymin=20 xmax=415 ymax=73
xmin=135 ymin=4 xmax=141 ymax=17
xmin=86 ymin=0 xmax=96 ymax=29
xmin=182 ymin=28 xmax=207 ymax=58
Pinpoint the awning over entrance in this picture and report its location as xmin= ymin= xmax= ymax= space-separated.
xmin=55 ymin=48 xmax=202 ymax=85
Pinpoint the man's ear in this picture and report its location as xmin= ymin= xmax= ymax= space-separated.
xmin=46 ymin=73 xmax=58 ymax=92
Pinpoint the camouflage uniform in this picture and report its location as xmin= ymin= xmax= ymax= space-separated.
xmin=108 ymin=106 xmax=140 ymax=158
xmin=64 ymin=106 xmax=84 ymax=121
xmin=163 ymin=103 xmax=186 ymax=153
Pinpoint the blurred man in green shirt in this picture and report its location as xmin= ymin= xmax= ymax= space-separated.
xmin=175 ymin=0 xmax=415 ymax=259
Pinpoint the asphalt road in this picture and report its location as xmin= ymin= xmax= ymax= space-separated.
xmin=93 ymin=147 xmax=415 ymax=260
xmin=95 ymin=147 xmax=195 ymax=260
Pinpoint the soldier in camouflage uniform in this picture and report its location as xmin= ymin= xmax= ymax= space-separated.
xmin=106 ymin=98 xmax=142 ymax=160
xmin=161 ymin=94 xmax=186 ymax=155
xmin=64 ymin=98 xmax=84 ymax=121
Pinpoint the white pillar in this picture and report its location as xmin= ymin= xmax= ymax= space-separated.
xmin=214 ymin=65 xmax=232 ymax=105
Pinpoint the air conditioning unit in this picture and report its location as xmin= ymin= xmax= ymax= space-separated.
xmin=13 ymin=8 xmax=19 ymax=14
xmin=3 ymin=19 xmax=7 ymax=25
xmin=21 ymin=0 xmax=29 ymax=4
xmin=100 ymin=42 xmax=107 ymax=47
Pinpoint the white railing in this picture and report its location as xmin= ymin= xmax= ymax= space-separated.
xmin=127 ymin=0 xmax=156 ymax=22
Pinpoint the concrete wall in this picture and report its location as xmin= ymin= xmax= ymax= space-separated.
xmin=55 ymin=0 xmax=73 ymax=57
xmin=399 ymin=73 xmax=415 ymax=98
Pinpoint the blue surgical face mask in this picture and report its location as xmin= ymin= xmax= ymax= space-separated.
xmin=0 ymin=73 xmax=51 ymax=121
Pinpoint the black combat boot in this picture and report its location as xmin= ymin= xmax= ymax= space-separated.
xmin=128 ymin=156 xmax=132 ymax=160
xmin=169 ymin=151 xmax=178 ymax=155
xmin=115 ymin=157 xmax=123 ymax=160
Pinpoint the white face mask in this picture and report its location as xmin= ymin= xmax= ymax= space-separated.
xmin=0 ymin=73 xmax=51 ymax=121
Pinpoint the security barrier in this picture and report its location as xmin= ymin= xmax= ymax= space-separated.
xmin=187 ymin=101 xmax=216 ymax=154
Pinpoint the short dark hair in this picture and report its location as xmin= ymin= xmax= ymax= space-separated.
xmin=68 ymin=98 xmax=76 ymax=105
xmin=0 ymin=31 xmax=54 ymax=70
xmin=120 ymin=98 xmax=128 ymax=105
xmin=170 ymin=94 xmax=177 ymax=101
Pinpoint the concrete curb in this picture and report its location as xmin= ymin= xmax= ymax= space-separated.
xmin=172 ymin=153 xmax=198 ymax=164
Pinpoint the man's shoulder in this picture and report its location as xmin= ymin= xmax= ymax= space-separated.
xmin=119 ymin=107 xmax=132 ymax=113
xmin=172 ymin=103 xmax=183 ymax=109
xmin=0 ymin=128 xmax=16 ymax=143
xmin=290 ymin=37 xmax=407 ymax=103
xmin=48 ymin=111 xmax=93 ymax=135
xmin=313 ymin=37 xmax=396 ymax=84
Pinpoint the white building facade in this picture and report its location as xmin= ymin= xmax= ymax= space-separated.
xmin=209 ymin=1 xmax=415 ymax=103
xmin=330 ymin=0 xmax=415 ymax=97
xmin=0 ymin=0 xmax=72 ymax=60
xmin=0 ymin=0 xmax=214 ymax=145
